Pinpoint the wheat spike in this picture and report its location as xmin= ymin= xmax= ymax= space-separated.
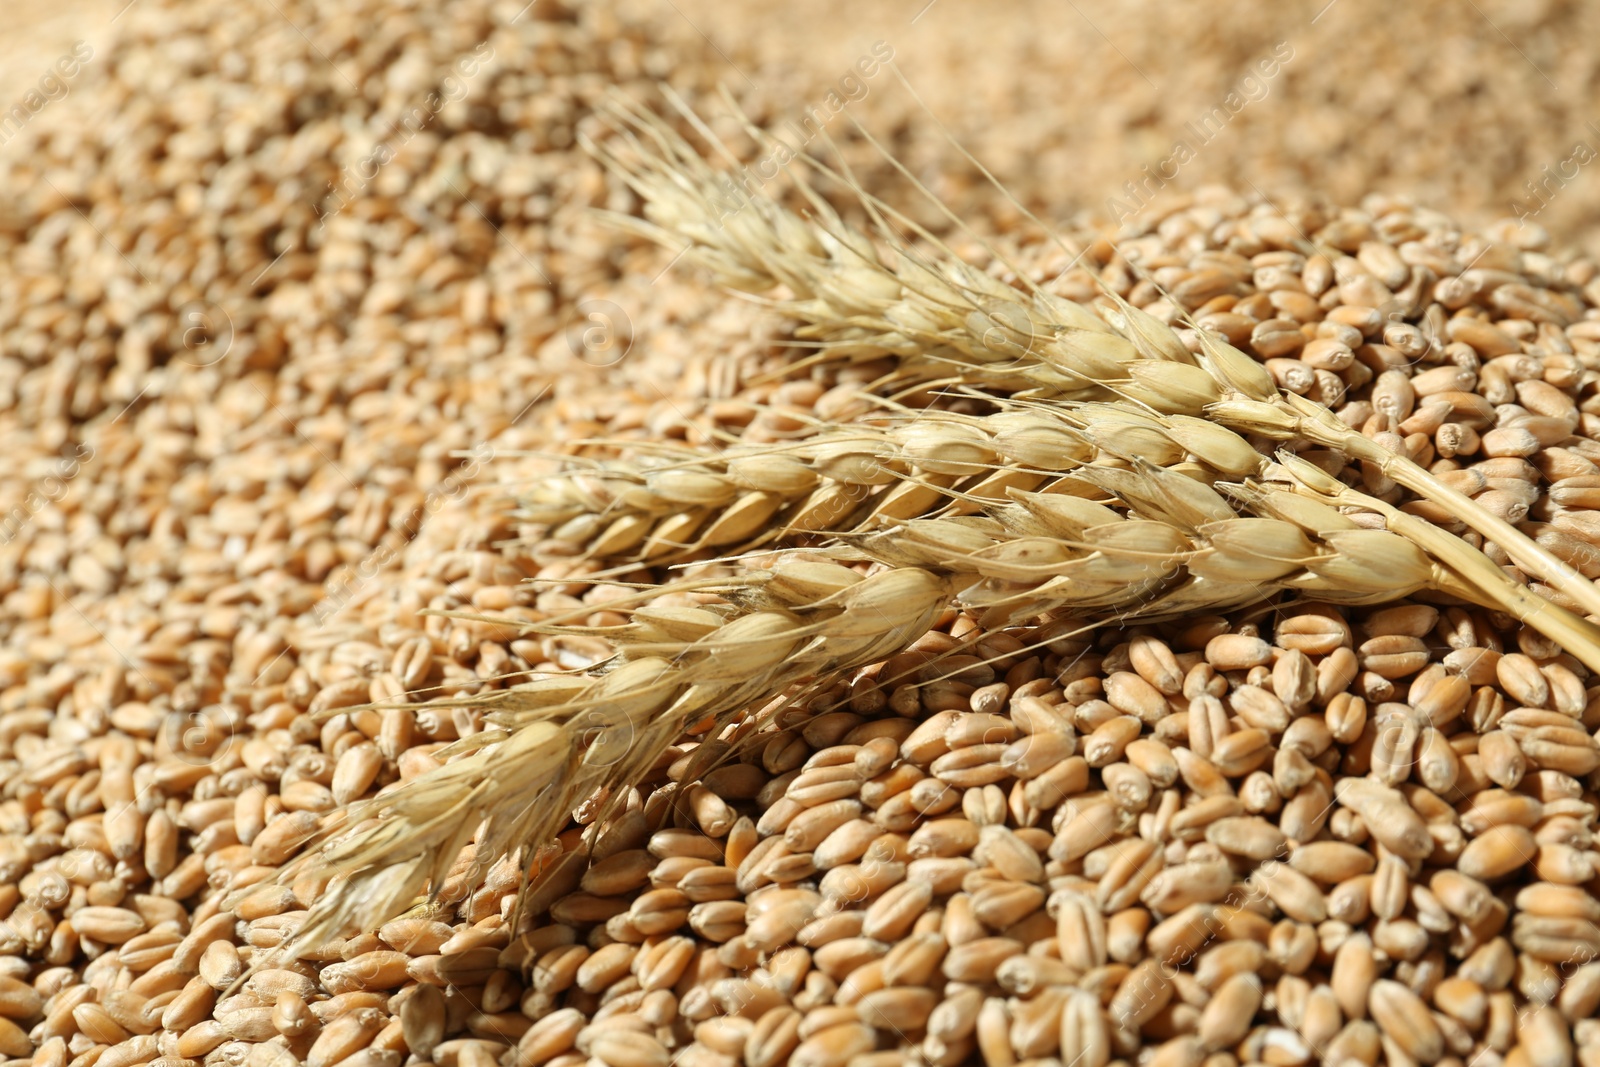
xmin=285 ymin=96 xmax=1600 ymax=951
xmin=586 ymin=94 xmax=1600 ymax=654
xmin=288 ymin=434 xmax=1600 ymax=948
xmin=280 ymin=561 xmax=954 ymax=949
xmin=521 ymin=407 xmax=1101 ymax=562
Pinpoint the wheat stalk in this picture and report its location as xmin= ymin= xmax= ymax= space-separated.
xmin=521 ymin=379 xmax=1600 ymax=670
xmin=583 ymin=97 xmax=1177 ymax=400
xmin=285 ymin=96 xmax=1600 ymax=949
xmin=585 ymin=94 xmax=1600 ymax=637
xmin=278 ymin=562 xmax=956 ymax=950
xmin=286 ymin=425 xmax=1600 ymax=946
xmin=284 ymin=486 xmax=1600 ymax=947
xmin=520 ymin=407 xmax=1106 ymax=563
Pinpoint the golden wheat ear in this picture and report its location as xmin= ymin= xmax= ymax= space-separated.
xmin=278 ymin=558 xmax=961 ymax=946
xmin=286 ymin=93 xmax=1600 ymax=949
xmin=591 ymin=90 xmax=1600 ymax=648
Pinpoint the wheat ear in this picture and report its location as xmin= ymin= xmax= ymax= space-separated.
xmin=587 ymin=97 xmax=1600 ymax=652
xmin=521 ymin=406 xmax=1106 ymax=562
xmin=287 ymin=438 xmax=1600 ymax=948
xmin=279 ymin=561 xmax=956 ymax=949
xmin=287 ymin=98 xmax=1600 ymax=950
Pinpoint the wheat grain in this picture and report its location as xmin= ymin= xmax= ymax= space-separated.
xmin=14 ymin=13 xmax=1600 ymax=1067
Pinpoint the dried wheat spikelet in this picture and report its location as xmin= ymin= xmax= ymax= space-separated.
xmin=287 ymin=422 xmax=1600 ymax=944
xmin=283 ymin=95 xmax=1600 ymax=950
xmin=522 ymin=379 xmax=1600 ymax=667
xmin=519 ymin=407 xmax=1105 ymax=563
xmin=586 ymin=92 xmax=1600 ymax=628
xmin=277 ymin=562 xmax=953 ymax=953
xmin=284 ymin=434 xmax=1600 ymax=945
xmin=583 ymin=94 xmax=1159 ymax=398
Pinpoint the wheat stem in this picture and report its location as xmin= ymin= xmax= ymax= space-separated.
xmin=1271 ymin=452 xmax=1600 ymax=672
xmin=1272 ymin=391 xmax=1600 ymax=622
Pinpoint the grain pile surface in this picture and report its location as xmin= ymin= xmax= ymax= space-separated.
xmin=8 ymin=3 xmax=1600 ymax=1067
xmin=13 ymin=0 xmax=1600 ymax=240
xmin=658 ymin=0 xmax=1600 ymax=245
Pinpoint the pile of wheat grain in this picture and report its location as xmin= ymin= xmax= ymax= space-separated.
xmin=7 ymin=4 xmax=1600 ymax=1067
xmin=503 ymin=602 xmax=1600 ymax=1067
xmin=11 ymin=158 xmax=1600 ymax=1067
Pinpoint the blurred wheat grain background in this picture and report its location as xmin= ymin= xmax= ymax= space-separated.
xmin=667 ymin=0 xmax=1600 ymax=247
xmin=6 ymin=0 xmax=1599 ymax=238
